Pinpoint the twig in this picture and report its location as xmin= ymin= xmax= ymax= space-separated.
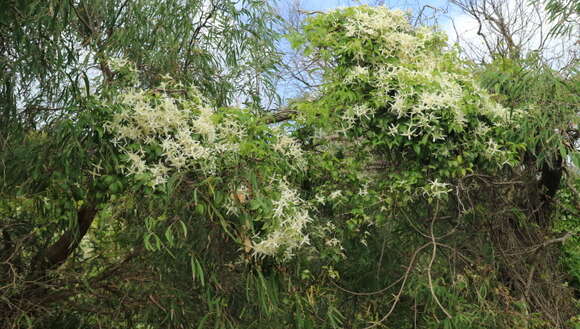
xmin=148 ymin=294 xmax=167 ymax=313
xmin=504 ymin=232 xmax=574 ymax=256
xmin=363 ymin=242 xmax=431 ymax=329
xmin=297 ymin=10 xmax=324 ymax=15
xmin=524 ymin=262 xmax=536 ymax=298
xmin=427 ymin=202 xmax=452 ymax=320
xmin=413 ymin=296 xmax=418 ymax=329
xmin=376 ymin=237 xmax=387 ymax=282
xmin=332 ymin=276 xmax=403 ymax=296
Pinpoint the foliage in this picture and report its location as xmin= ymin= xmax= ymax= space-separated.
xmin=477 ymin=55 xmax=579 ymax=167
xmin=539 ymin=0 xmax=580 ymax=37
xmin=0 ymin=4 xmax=577 ymax=329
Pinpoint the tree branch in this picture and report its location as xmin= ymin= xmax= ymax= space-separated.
xmin=262 ymin=106 xmax=298 ymax=124
xmin=32 ymin=205 xmax=98 ymax=276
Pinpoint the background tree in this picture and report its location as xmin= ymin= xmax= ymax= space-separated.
xmin=1 ymin=0 xmax=282 ymax=327
xmin=449 ymin=0 xmax=578 ymax=68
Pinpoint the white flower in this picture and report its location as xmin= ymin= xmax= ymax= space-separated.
xmin=325 ymin=238 xmax=341 ymax=247
xmin=423 ymin=179 xmax=452 ymax=199
xmin=358 ymin=183 xmax=369 ymax=196
xmin=475 ymin=123 xmax=491 ymax=136
xmin=219 ymin=118 xmax=246 ymax=140
xmin=346 ymin=66 xmax=369 ymax=83
xmin=387 ymin=123 xmax=399 ymax=137
xmin=486 ymin=139 xmax=501 ymax=157
xmin=391 ymin=94 xmax=408 ymax=118
xmin=149 ymin=163 xmax=169 ymax=187
xmin=89 ymin=161 xmax=103 ymax=179
xmin=430 ymin=129 xmax=445 ymax=142
xmin=192 ymin=107 xmax=216 ymax=141
xmin=400 ymin=125 xmax=417 ymax=139
xmin=272 ymin=131 xmax=306 ymax=168
xmin=126 ymin=151 xmax=147 ymax=175
xmin=329 ymin=190 xmax=342 ymax=200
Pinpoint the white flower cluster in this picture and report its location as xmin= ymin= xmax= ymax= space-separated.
xmin=272 ymin=129 xmax=307 ymax=169
xmin=337 ymin=6 xmax=512 ymax=160
xmin=483 ymin=138 xmax=514 ymax=167
xmin=105 ymin=87 xmax=242 ymax=187
xmin=323 ymin=221 xmax=345 ymax=247
xmin=341 ymin=103 xmax=375 ymax=131
xmin=343 ymin=7 xmax=410 ymax=38
xmin=344 ymin=65 xmax=369 ymax=84
xmin=375 ymin=63 xmax=471 ymax=138
xmin=252 ymin=179 xmax=312 ymax=260
xmin=423 ymin=179 xmax=453 ymax=199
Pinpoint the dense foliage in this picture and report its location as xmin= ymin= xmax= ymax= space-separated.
xmin=1 ymin=3 xmax=578 ymax=329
